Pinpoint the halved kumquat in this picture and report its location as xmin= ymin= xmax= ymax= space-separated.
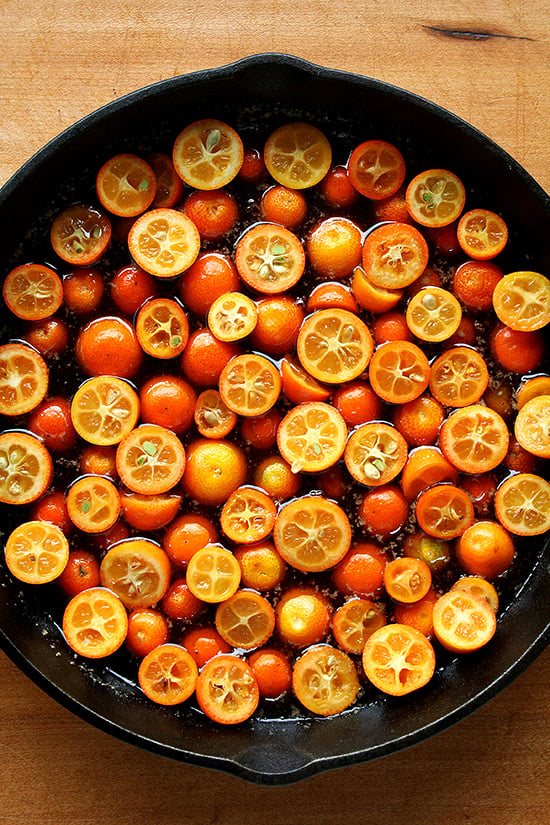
xmin=4 ymin=520 xmax=69 ymax=584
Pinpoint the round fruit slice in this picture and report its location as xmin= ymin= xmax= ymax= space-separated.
xmin=0 ymin=430 xmax=53 ymax=505
xmin=429 ymin=346 xmax=489 ymax=407
xmin=215 ymin=590 xmax=275 ymax=649
xmin=220 ymin=486 xmax=277 ymax=545
xmin=400 ymin=445 xmax=458 ymax=502
xmin=207 ymin=292 xmax=258 ymax=342
xmin=50 ymin=203 xmax=111 ymax=265
xmin=432 ymin=590 xmax=496 ymax=653
xmin=147 ymin=151 xmax=184 ymax=209
xmin=138 ymin=643 xmax=198 ymax=705
xmin=194 ymin=389 xmax=237 ymax=439
xmin=352 ymin=265 xmax=403 ymax=313
xmin=96 ymin=153 xmax=157 ymax=217
xmin=128 ymin=208 xmax=200 ymax=278
xmin=344 ymin=422 xmax=408 ymax=486
xmin=219 ymin=353 xmax=281 ymax=416
xmin=196 ymin=654 xmax=259 ymax=724
xmin=348 ymin=139 xmax=406 ymax=200
xmin=296 ymin=308 xmax=373 ymax=384
xmin=362 ymin=623 xmax=436 ymax=696
xmin=71 ymin=376 xmax=140 ymax=446
xmin=277 ymin=401 xmax=348 ymax=473
xmin=99 ymin=538 xmax=171 ymax=609
xmin=273 ymin=496 xmax=352 ymax=572
xmin=332 ymin=599 xmax=387 ymax=654
xmin=186 ymin=544 xmax=241 ymax=604
xmin=135 ymin=297 xmax=189 ymax=358
xmin=415 ymin=484 xmax=475 ymax=539
xmin=516 ymin=375 xmax=550 ymax=409
xmin=293 ymin=645 xmax=359 ymax=715
xmin=263 ymin=122 xmax=332 ymax=189
xmin=439 ymin=405 xmax=509 ymax=473
xmin=173 ymin=119 xmax=243 ymax=190
xmin=494 ymin=472 xmax=550 ymax=536
xmin=514 ymin=394 xmax=550 ymax=458
xmin=492 ymin=271 xmax=550 ymax=332
xmin=4 ymin=520 xmax=69 ymax=584
xmin=405 ymin=169 xmax=466 ymax=227
xmin=63 ymin=587 xmax=128 ymax=658
xmin=116 ymin=424 xmax=186 ymax=494
xmin=66 ymin=475 xmax=121 ymax=533
xmin=405 ymin=287 xmax=462 ymax=342
xmin=234 ymin=223 xmax=305 ymax=293
xmin=361 ymin=223 xmax=429 ymax=289
xmin=3 ymin=264 xmax=63 ymax=321
xmin=457 ymin=208 xmax=508 ymax=260
xmin=0 ymin=342 xmax=49 ymax=416
xmin=368 ymin=341 xmax=430 ymax=405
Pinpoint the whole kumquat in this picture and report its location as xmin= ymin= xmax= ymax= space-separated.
xmin=260 ymin=184 xmax=308 ymax=228
xmin=63 ymin=267 xmax=105 ymax=314
xmin=358 ymin=485 xmax=410 ymax=537
xmin=126 ymin=608 xmax=169 ymax=658
xmin=233 ymin=541 xmax=287 ymax=591
xmin=178 ymin=252 xmax=241 ymax=317
xmin=275 ymin=586 xmax=332 ymax=648
xmin=392 ymin=394 xmax=444 ymax=446
xmin=183 ymin=189 xmax=239 ymax=239
xmin=23 ymin=317 xmax=69 ymax=357
xmin=75 ymin=316 xmax=143 ymax=379
xmin=490 ymin=322 xmax=544 ymax=373
xmin=240 ymin=408 xmax=281 ymax=450
xmin=30 ymin=489 xmax=72 ymax=535
xmin=456 ymin=520 xmax=515 ymax=579
xmin=332 ymin=542 xmax=388 ymax=598
xmin=181 ymin=625 xmax=231 ymax=668
xmin=319 ymin=164 xmax=359 ymax=209
xmin=306 ymin=281 xmax=359 ymax=314
xmin=57 ymin=548 xmax=100 ymax=597
xmin=163 ymin=512 xmax=218 ymax=567
xmin=238 ymin=146 xmax=266 ymax=185
xmin=452 ymin=260 xmax=503 ymax=312
xmin=248 ymin=648 xmax=292 ymax=700
xmin=253 ymin=454 xmax=301 ymax=501
xmin=161 ymin=578 xmax=207 ymax=622
xmin=332 ymin=380 xmax=383 ymax=426
xmin=180 ymin=328 xmax=240 ymax=387
xmin=140 ymin=375 xmax=196 ymax=434
xmin=181 ymin=439 xmax=247 ymax=506
xmin=28 ymin=396 xmax=77 ymax=452
xmin=306 ymin=217 xmax=362 ymax=279
xmin=79 ymin=445 xmax=118 ymax=478
xmin=249 ymin=296 xmax=305 ymax=356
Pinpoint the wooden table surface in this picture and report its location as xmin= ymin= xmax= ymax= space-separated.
xmin=1 ymin=1 xmax=549 ymax=822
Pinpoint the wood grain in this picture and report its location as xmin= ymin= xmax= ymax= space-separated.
xmin=1 ymin=0 xmax=549 ymax=821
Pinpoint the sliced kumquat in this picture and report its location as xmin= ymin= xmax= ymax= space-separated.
xmin=4 ymin=520 xmax=69 ymax=584
xmin=332 ymin=598 xmax=387 ymax=654
xmin=96 ymin=153 xmax=157 ymax=217
xmin=116 ymin=424 xmax=186 ymax=494
xmin=0 ymin=342 xmax=49 ymax=416
xmin=400 ymin=445 xmax=458 ymax=502
xmin=207 ymin=292 xmax=258 ymax=342
xmin=514 ymin=394 xmax=550 ymax=458
xmin=62 ymin=587 xmax=128 ymax=658
xmin=368 ymin=340 xmax=430 ymax=404
xmin=352 ymin=265 xmax=404 ymax=313
xmin=280 ymin=353 xmax=331 ymax=405
xmin=66 ymin=475 xmax=121 ymax=533
xmin=361 ymin=222 xmax=429 ymax=289
xmin=135 ymin=297 xmax=189 ymax=358
xmin=186 ymin=544 xmax=241 ymax=604
xmin=415 ymin=484 xmax=475 ymax=539
xmin=494 ymin=472 xmax=550 ymax=536
xmin=147 ymin=151 xmax=184 ymax=209
xmin=3 ymin=264 xmax=63 ymax=321
xmin=196 ymin=654 xmax=259 ymax=724
xmin=432 ymin=590 xmax=496 ymax=653
xmin=0 ymin=430 xmax=52 ymax=505
xmin=120 ymin=491 xmax=182 ymax=531
xmin=439 ymin=405 xmax=509 ymax=474
xmin=128 ymin=208 xmax=201 ymax=278
xmin=263 ymin=122 xmax=332 ymax=189
xmin=406 ymin=287 xmax=462 ymax=342
xmin=194 ymin=388 xmax=237 ymax=439
xmin=362 ymin=623 xmax=436 ymax=696
xmin=219 ymin=353 xmax=281 ymax=416
xmin=50 ymin=204 xmax=111 ymax=266
xmin=429 ymin=346 xmax=489 ymax=407
xmin=405 ymin=169 xmax=466 ymax=227
xmin=273 ymin=496 xmax=352 ymax=572
xmin=215 ymin=590 xmax=275 ymax=650
xmin=277 ymin=401 xmax=347 ymax=474
xmin=173 ymin=118 xmax=244 ymax=190
xmin=450 ymin=576 xmax=499 ymax=613
xmin=492 ymin=271 xmax=550 ymax=332
xmin=456 ymin=208 xmax=508 ymax=260
xmin=348 ymin=139 xmax=406 ymax=200
xmin=292 ymin=645 xmax=359 ymax=716
xmin=138 ymin=643 xmax=198 ymax=705
xmin=220 ymin=486 xmax=277 ymax=544
xmin=345 ymin=422 xmax=408 ymax=486
xmin=70 ymin=376 xmax=140 ymax=446
xmin=296 ymin=308 xmax=373 ymax=385
xmin=99 ymin=538 xmax=171 ymax=609
xmin=383 ymin=557 xmax=432 ymax=604
xmin=235 ymin=223 xmax=305 ymax=294
xmin=516 ymin=375 xmax=550 ymax=409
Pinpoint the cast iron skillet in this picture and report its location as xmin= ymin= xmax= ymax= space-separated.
xmin=0 ymin=53 xmax=549 ymax=785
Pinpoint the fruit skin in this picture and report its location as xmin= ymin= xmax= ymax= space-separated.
xmin=181 ymin=439 xmax=248 ymax=506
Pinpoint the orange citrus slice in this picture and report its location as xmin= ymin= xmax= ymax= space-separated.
xmin=215 ymin=590 xmax=275 ymax=650
xmin=63 ymin=587 xmax=128 ymax=658
xmin=172 ymin=118 xmax=244 ymax=190
xmin=368 ymin=340 xmax=430 ymax=404
xmin=220 ymin=486 xmax=277 ymax=544
xmin=99 ymin=538 xmax=171 ymax=609
xmin=234 ymin=223 xmax=305 ymax=294
xmin=344 ymin=422 xmax=408 ymax=486
xmin=0 ymin=342 xmax=49 ymax=416
xmin=70 ymin=376 xmax=140 ymax=446
xmin=273 ymin=495 xmax=351 ymax=572
xmin=50 ymin=203 xmax=111 ymax=265
xmin=456 ymin=208 xmax=508 ymax=260
xmin=405 ymin=169 xmax=466 ymax=227
xmin=429 ymin=346 xmax=489 ymax=407
xmin=277 ymin=401 xmax=348 ymax=473
xmin=494 ymin=472 xmax=550 ymax=536
xmin=116 ymin=424 xmax=186 ymax=494
xmin=95 ymin=153 xmax=157 ymax=217
xmin=348 ymin=139 xmax=406 ymax=200
xmin=138 ymin=643 xmax=198 ymax=705
xmin=219 ymin=353 xmax=281 ymax=416
xmin=293 ymin=645 xmax=359 ymax=715
xmin=66 ymin=475 xmax=121 ymax=533
xmin=128 ymin=208 xmax=200 ymax=278
xmin=4 ymin=520 xmax=69 ymax=584
xmin=514 ymin=394 xmax=550 ymax=458
xmin=263 ymin=122 xmax=332 ymax=189
xmin=3 ymin=264 xmax=63 ymax=321
xmin=492 ymin=271 xmax=550 ymax=332
xmin=405 ymin=287 xmax=462 ymax=342
xmin=362 ymin=624 xmax=436 ymax=696
xmin=207 ymin=292 xmax=258 ymax=342
xmin=361 ymin=223 xmax=429 ymax=289
xmin=135 ymin=297 xmax=189 ymax=358
xmin=296 ymin=308 xmax=373 ymax=384
xmin=0 ymin=430 xmax=53 ymax=505
xmin=186 ymin=544 xmax=241 ymax=603
xmin=439 ymin=405 xmax=509 ymax=473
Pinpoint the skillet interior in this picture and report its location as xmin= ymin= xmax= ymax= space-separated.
xmin=0 ymin=53 xmax=549 ymax=785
